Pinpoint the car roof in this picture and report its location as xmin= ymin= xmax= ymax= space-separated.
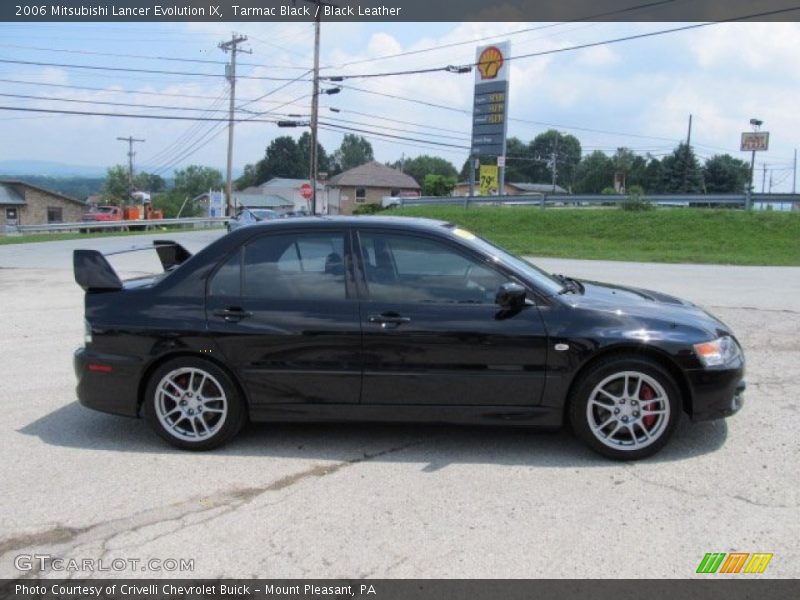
xmin=238 ymin=215 xmax=450 ymax=233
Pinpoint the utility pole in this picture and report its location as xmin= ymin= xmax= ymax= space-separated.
xmin=308 ymin=3 xmax=322 ymax=215
xmin=116 ymin=136 xmax=145 ymax=198
xmin=681 ymin=114 xmax=693 ymax=193
xmin=762 ymin=163 xmax=767 ymax=194
xmin=793 ymin=149 xmax=797 ymax=194
xmin=219 ymin=33 xmax=250 ymax=217
xmin=551 ymin=134 xmax=559 ymax=193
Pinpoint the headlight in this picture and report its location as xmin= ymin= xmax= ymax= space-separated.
xmin=694 ymin=336 xmax=742 ymax=367
xmin=84 ymin=319 xmax=92 ymax=344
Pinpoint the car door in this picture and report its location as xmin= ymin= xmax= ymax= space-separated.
xmin=355 ymin=230 xmax=548 ymax=406
xmin=206 ymin=228 xmax=362 ymax=407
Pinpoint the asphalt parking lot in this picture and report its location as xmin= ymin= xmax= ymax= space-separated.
xmin=0 ymin=229 xmax=798 ymax=579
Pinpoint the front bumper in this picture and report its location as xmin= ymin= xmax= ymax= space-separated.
xmin=74 ymin=347 xmax=143 ymax=417
xmin=686 ymin=363 xmax=746 ymax=421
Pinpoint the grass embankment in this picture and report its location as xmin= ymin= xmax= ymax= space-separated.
xmin=0 ymin=226 xmax=224 ymax=246
xmin=392 ymin=206 xmax=800 ymax=266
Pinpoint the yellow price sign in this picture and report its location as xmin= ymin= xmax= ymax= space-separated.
xmin=479 ymin=165 xmax=498 ymax=195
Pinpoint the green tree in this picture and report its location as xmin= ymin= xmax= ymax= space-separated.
xmin=660 ymin=142 xmax=704 ymax=193
xmin=235 ymin=163 xmax=259 ymax=190
xmin=638 ymin=157 xmax=663 ymax=193
xmin=703 ymin=154 xmax=751 ymax=193
xmin=333 ymin=134 xmax=374 ymax=173
xmin=102 ymin=165 xmax=131 ymax=204
xmin=422 ymin=174 xmax=457 ymax=196
xmin=531 ymin=130 xmax=582 ymax=189
xmin=298 ymin=131 xmax=331 ymax=178
xmin=173 ymin=165 xmax=223 ymax=198
xmin=133 ymin=172 xmax=166 ymax=193
xmin=502 ymin=137 xmax=538 ymax=182
xmin=574 ymin=150 xmax=615 ymax=193
xmin=258 ymin=136 xmax=305 ymax=182
xmin=392 ymin=155 xmax=458 ymax=186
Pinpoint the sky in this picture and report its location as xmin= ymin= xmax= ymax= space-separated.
xmin=0 ymin=20 xmax=798 ymax=191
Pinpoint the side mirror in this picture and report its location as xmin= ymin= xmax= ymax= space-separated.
xmin=495 ymin=282 xmax=527 ymax=308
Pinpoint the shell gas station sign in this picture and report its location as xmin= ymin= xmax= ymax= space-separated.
xmin=471 ymin=41 xmax=510 ymax=158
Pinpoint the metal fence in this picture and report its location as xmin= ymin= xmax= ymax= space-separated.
xmin=395 ymin=193 xmax=800 ymax=209
xmin=7 ymin=216 xmax=229 ymax=235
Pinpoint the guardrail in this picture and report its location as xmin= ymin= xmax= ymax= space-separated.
xmin=396 ymin=193 xmax=800 ymax=209
xmin=10 ymin=216 xmax=229 ymax=235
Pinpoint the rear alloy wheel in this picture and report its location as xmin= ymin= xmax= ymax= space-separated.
xmin=570 ymin=357 xmax=680 ymax=460
xmin=144 ymin=358 xmax=246 ymax=450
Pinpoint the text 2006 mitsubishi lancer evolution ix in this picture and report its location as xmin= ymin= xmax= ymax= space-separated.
xmin=73 ymin=217 xmax=745 ymax=459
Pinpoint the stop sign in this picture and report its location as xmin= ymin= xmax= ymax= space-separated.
xmin=300 ymin=183 xmax=313 ymax=200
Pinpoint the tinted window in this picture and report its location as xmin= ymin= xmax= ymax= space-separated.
xmin=359 ymin=233 xmax=506 ymax=304
xmin=243 ymin=233 xmax=346 ymax=301
xmin=209 ymin=249 xmax=242 ymax=297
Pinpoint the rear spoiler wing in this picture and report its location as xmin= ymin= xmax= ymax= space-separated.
xmin=73 ymin=240 xmax=192 ymax=292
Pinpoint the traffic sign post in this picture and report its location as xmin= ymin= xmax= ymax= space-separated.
xmin=300 ymin=182 xmax=314 ymax=205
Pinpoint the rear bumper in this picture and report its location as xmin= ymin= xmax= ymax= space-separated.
xmin=74 ymin=347 xmax=142 ymax=417
xmin=686 ymin=364 xmax=746 ymax=421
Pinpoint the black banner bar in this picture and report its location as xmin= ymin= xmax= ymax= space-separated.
xmin=3 ymin=0 xmax=800 ymax=22
xmin=2 ymin=579 xmax=800 ymax=600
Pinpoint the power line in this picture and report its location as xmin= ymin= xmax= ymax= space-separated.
xmin=0 ymin=77 xmax=305 ymax=105
xmin=0 ymin=91 xmax=242 ymax=115
xmin=0 ymin=105 xmax=279 ymax=123
xmin=149 ymin=123 xmax=229 ymax=177
xmin=321 ymin=5 xmax=800 ymax=81
xmin=0 ymin=57 xmax=311 ymax=81
xmin=325 ymin=0 xmax=679 ymax=69
xmin=338 ymin=83 xmax=685 ymax=144
xmin=322 ymin=114 xmax=470 ymax=142
xmin=0 ymin=43 xmax=312 ymax=70
xmin=318 ymin=121 xmax=469 ymax=150
xmin=236 ymin=69 xmax=313 ymax=111
xmin=322 ymin=106 xmax=469 ymax=136
xmin=317 ymin=124 xmax=467 ymax=157
xmin=143 ymin=89 xmax=229 ymax=167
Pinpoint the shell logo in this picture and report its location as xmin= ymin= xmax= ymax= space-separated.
xmin=477 ymin=46 xmax=504 ymax=80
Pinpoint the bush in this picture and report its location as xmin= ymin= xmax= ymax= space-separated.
xmin=352 ymin=203 xmax=386 ymax=215
xmin=620 ymin=185 xmax=654 ymax=211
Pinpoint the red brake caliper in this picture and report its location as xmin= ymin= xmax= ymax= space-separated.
xmin=640 ymin=383 xmax=656 ymax=429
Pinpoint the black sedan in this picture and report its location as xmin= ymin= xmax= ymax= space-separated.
xmin=73 ymin=217 xmax=745 ymax=459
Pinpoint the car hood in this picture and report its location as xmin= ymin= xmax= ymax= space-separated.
xmin=564 ymin=279 xmax=732 ymax=338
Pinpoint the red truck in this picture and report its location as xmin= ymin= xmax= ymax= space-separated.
xmin=82 ymin=205 xmax=123 ymax=222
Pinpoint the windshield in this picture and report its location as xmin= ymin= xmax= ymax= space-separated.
xmin=250 ymin=210 xmax=277 ymax=220
xmin=447 ymin=225 xmax=564 ymax=296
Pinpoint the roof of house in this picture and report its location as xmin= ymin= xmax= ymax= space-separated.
xmin=509 ymin=182 xmax=569 ymax=194
xmin=233 ymin=194 xmax=293 ymax=209
xmin=0 ymin=179 xmax=86 ymax=206
xmin=259 ymin=178 xmax=324 ymax=190
xmin=327 ymin=162 xmax=420 ymax=189
xmin=456 ymin=181 xmax=569 ymax=195
xmin=0 ymin=183 xmax=25 ymax=205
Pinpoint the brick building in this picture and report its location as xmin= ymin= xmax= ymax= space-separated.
xmin=0 ymin=180 xmax=86 ymax=232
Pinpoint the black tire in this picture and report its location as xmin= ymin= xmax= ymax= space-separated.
xmin=143 ymin=357 xmax=247 ymax=450
xmin=568 ymin=355 xmax=681 ymax=460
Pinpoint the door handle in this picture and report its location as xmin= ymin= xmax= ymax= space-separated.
xmin=213 ymin=307 xmax=252 ymax=322
xmin=368 ymin=313 xmax=411 ymax=329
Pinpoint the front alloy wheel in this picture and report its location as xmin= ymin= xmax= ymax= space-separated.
xmin=570 ymin=356 xmax=680 ymax=460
